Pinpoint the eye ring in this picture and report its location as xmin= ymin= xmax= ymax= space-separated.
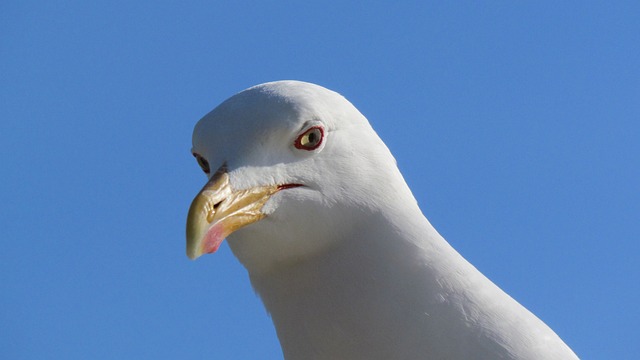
xmin=192 ymin=153 xmax=210 ymax=174
xmin=294 ymin=126 xmax=324 ymax=151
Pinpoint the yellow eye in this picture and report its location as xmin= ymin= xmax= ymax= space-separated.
xmin=193 ymin=153 xmax=210 ymax=174
xmin=295 ymin=126 xmax=324 ymax=151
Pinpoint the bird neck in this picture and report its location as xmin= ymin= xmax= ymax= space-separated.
xmin=243 ymin=181 xmax=578 ymax=359
xmin=247 ymin=211 xmax=463 ymax=358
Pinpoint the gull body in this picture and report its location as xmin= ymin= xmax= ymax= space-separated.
xmin=187 ymin=81 xmax=579 ymax=359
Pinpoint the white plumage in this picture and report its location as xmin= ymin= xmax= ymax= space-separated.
xmin=187 ymin=81 xmax=579 ymax=359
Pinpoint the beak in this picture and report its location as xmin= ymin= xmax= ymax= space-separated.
xmin=186 ymin=164 xmax=280 ymax=260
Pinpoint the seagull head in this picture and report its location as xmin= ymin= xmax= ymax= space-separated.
xmin=187 ymin=81 xmax=413 ymax=273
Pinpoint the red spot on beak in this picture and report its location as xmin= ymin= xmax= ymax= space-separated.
xmin=203 ymin=223 xmax=226 ymax=254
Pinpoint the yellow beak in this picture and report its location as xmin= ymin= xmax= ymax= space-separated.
xmin=186 ymin=164 xmax=280 ymax=260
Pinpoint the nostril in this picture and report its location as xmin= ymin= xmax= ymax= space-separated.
xmin=206 ymin=200 xmax=224 ymax=224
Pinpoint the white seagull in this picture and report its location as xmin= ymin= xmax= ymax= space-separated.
xmin=186 ymin=81 xmax=579 ymax=360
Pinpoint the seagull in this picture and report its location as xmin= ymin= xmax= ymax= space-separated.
xmin=186 ymin=81 xmax=579 ymax=359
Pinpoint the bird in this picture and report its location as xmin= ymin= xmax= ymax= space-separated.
xmin=186 ymin=80 xmax=579 ymax=359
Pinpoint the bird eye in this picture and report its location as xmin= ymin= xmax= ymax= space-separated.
xmin=193 ymin=153 xmax=210 ymax=174
xmin=294 ymin=126 xmax=324 ymax=151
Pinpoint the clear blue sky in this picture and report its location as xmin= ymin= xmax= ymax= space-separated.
xmin=1 ymin=1 xmax=638 ymax=359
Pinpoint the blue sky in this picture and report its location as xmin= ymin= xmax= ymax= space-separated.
xmin=1 ymin=1 xmax=638 ymax=359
